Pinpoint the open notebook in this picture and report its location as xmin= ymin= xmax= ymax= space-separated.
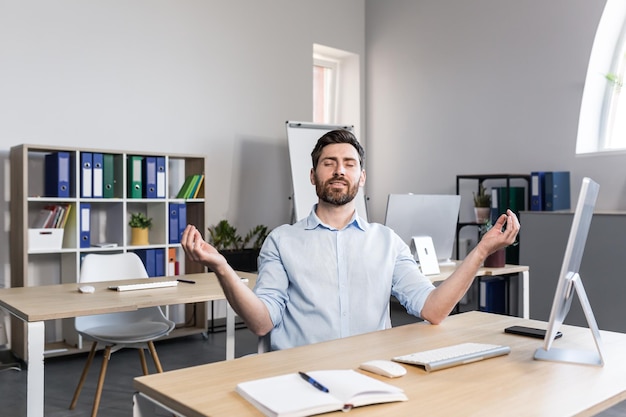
xmin=236 ymin=369 xmax=407 ymax=417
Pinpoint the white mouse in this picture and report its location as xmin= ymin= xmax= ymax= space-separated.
xmin=359 ymin=360 xmax=407 ymax=378
xmin=78 ymin=285 xmax=95 ymax=294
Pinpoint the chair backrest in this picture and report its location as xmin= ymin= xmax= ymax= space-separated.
xmin=79 ymin=252 xmax=148 ymax=283
xmin=76 ymin=253 xmax=163 ymax=335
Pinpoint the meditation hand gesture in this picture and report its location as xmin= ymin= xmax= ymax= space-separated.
xmin=477 ymin=209 xmax=520 ymax=257
xmin=181 ymin=225 xmax=229 ymax=271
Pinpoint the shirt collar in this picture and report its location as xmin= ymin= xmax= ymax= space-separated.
xmin=305 ymin=204 xmax=367 ymax=232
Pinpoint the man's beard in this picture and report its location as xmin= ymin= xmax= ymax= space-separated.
xmin=314 ymin=174 xmax=359 ymax=206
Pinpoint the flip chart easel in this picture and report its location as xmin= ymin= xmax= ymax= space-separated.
xmin=285 ymin=121 xmax=368 ymax=222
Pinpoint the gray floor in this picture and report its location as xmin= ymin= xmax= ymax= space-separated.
xmin=0 ymin=305 xmax=624 ymax=416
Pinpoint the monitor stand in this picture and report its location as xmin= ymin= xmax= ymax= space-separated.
xmin=534 ymin=274 xmax=605 ymax=366
xmin=437 ymin=258 xmax=457 ymax=267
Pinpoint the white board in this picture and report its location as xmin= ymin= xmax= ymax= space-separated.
xmin=286 ymin=121 xmax=368 ymax=222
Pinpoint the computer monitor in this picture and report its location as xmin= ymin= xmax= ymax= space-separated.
xmin=533 ymin=177 xmax=604 ymax=366
xmin=384 ymin=194 xmax=461 ymax=265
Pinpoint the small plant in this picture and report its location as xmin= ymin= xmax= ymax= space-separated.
xmin=208 ymin=220 xmax=269 ymax=251
xmin=473 ymin=184 xmax=492 ymax=208
xmin=128 ymin=212 xmax=152 ymax=229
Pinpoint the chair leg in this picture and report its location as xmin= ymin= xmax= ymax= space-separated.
xmin=70 ymin=341 xmax=98 ymax=410
xmin=138 ymin=348 xmax=149 ymax=375
xmin=147 ymin=341 xmax=164 ymax=373
xmin=90 ymin=345 xmax=112 ymax=417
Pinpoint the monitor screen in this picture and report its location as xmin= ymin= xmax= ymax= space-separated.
xmin=534 ymin=177 xmax=604 ymax=366
xmin=384 ymin=194 xmax=461 ymax=264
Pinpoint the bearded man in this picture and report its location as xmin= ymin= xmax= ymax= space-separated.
xmin=182 ymin=129 xmax=519 ymax=351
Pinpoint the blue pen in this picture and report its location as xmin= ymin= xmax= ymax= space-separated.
xmin=298 ymin=371 xmax=329 ymax=393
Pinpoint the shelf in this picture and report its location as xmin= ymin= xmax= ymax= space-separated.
xmin=456 ymin=174 xmax=530 ymax=263
xmin=9 ymin=144 xmax=208 ymax=360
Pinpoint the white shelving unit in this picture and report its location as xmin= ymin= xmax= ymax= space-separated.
xmin=9 ymin=144 xmax=208 ymax=359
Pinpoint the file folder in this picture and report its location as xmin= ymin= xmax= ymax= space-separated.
xmin=128 ymin=156 xmax=143 ymax=199
xmin=178 ymin=203 xmax=187 ymax=243
xmin=80 ymin=203 xmax=91 ymax=248
xmin=156 ymin=156 xmax=166 ymax=198
xmin=155 ymin=249 xmax=165 ymax=277
xmin=169 ymin=203 xmax=179 ymax=244
xmin=167 ymin=248 xmax=177 ymax=276
xmin=479 ymin=276 xmax=506 ymax=314
xmin=530 ymin=171 xmax=545 ymax=211
xmin=490 ymin=188 xmax=499 ymax=223
xmin=190 ymin=174 xmax=205 ymax=198
xmin=143 ymin=156 xmax=157 ymax=198
xmin=544 ymin=171 xmax=571 ymax=211
xmin=135 ymin=249 xmax=157 ymax=277
xmin=80 ymin=152 xmax=93 ymax=198
xmin=92 ymin=153 xmax=103 ymax=198
xmin=103 ymin=154 xmax=115 ymax=198
xmin=176 ymin=175 xmax=195 ymax=199
xmin=44 ymin=151 xmax=71 ymax=198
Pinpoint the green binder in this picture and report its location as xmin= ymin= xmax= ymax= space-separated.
xmin=103 ymin=154 xmax=115 ymax=198
xmin=128 ymin=156 xmax=143 ymax=199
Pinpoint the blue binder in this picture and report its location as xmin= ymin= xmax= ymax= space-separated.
xmin=143 ymin=156 xmax=157 ymax=199
xmin=169 ymin=203 xmax=179 ymax=244
xmin=479 ymin=276 xmax=506 ymax=314
xmin=156 ymin=157 xmax=166 ymax=198
xmin=79 ymin=203 xmax=91 ymax=248
xmin=44 ymin=152 xmax=71 ymax=197
xmin=155 ymin=249 xmax=165 ymax=277
xmin=92 ymin=153 xmax=103 ymax=198
xmin=178 ymin=203 xmax=187 ymax=243
xmin=530 ymin=171 xmax=546 ymax=211
xmin=544 ymin=171 xmax=571 ymax=211
xmin=135 ymin=249 xmax=157 ymax=277
xmin=80 ymin=152 xmax=93 ymax=198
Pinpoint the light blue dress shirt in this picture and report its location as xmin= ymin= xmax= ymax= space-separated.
xmin=254 ymin=205 xmax=435 ymax=351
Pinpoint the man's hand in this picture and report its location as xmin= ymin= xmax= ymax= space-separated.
xmin=478 ymin=209 xmax=520 ymax=256
xmin=181 ymin=224 xmax=228 ymax=271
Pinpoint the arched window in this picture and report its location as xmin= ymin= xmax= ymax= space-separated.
xmin=577 ymin=0 xmax=626 ymax=154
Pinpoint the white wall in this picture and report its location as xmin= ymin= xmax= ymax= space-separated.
xmin=365 ymin=0 xmax=618 ymax=224
xmin=0 ymin=1 xmax=365 ymax=288
xmin=1 ymin=1 xmax=621 ymax=289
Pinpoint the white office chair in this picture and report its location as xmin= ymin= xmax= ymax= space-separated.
xmin=69 ymin=253 xmax=175 ymax=417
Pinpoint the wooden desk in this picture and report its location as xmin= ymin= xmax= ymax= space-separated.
xmin=427 ymin=262 xmax=530 ymax=318
xmin=0 ymin=271 xmax=256 ymax=417
xmin=134 ymin=311 xmax=626 ymax=417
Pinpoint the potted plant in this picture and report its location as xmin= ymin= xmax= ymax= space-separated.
xmin=129 ymin=212 xmax=152 ymax=245
xmin=473 ymin=184 xmax=492 ymax=224
xmin=207 ymin=220 xmax=270 ymax=272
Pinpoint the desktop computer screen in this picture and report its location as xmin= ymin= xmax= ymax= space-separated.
xmin=384 ymin=194 xmax=461 ymax=264
xmin=534 ymin=177 xmax=604 ymax=366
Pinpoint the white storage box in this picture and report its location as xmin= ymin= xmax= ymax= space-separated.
xmin=28 ymin=228 xmax=64 ymax=251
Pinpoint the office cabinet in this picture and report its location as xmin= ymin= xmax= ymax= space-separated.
xmin=9 ymin=144 xmax=207 ymax=359
xmin=520 ymin=211 xmax=626 ymax=333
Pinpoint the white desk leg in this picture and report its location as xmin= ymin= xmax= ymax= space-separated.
xmin=226 ymin=302 xmax=235 ymax=360
xmin=522 ymin=270 xmax=529 ymax=319
xmin=27 ymin=321 xmax=45 ymax=417
xmin=133 ymin=392 xmax=185 ymax=417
